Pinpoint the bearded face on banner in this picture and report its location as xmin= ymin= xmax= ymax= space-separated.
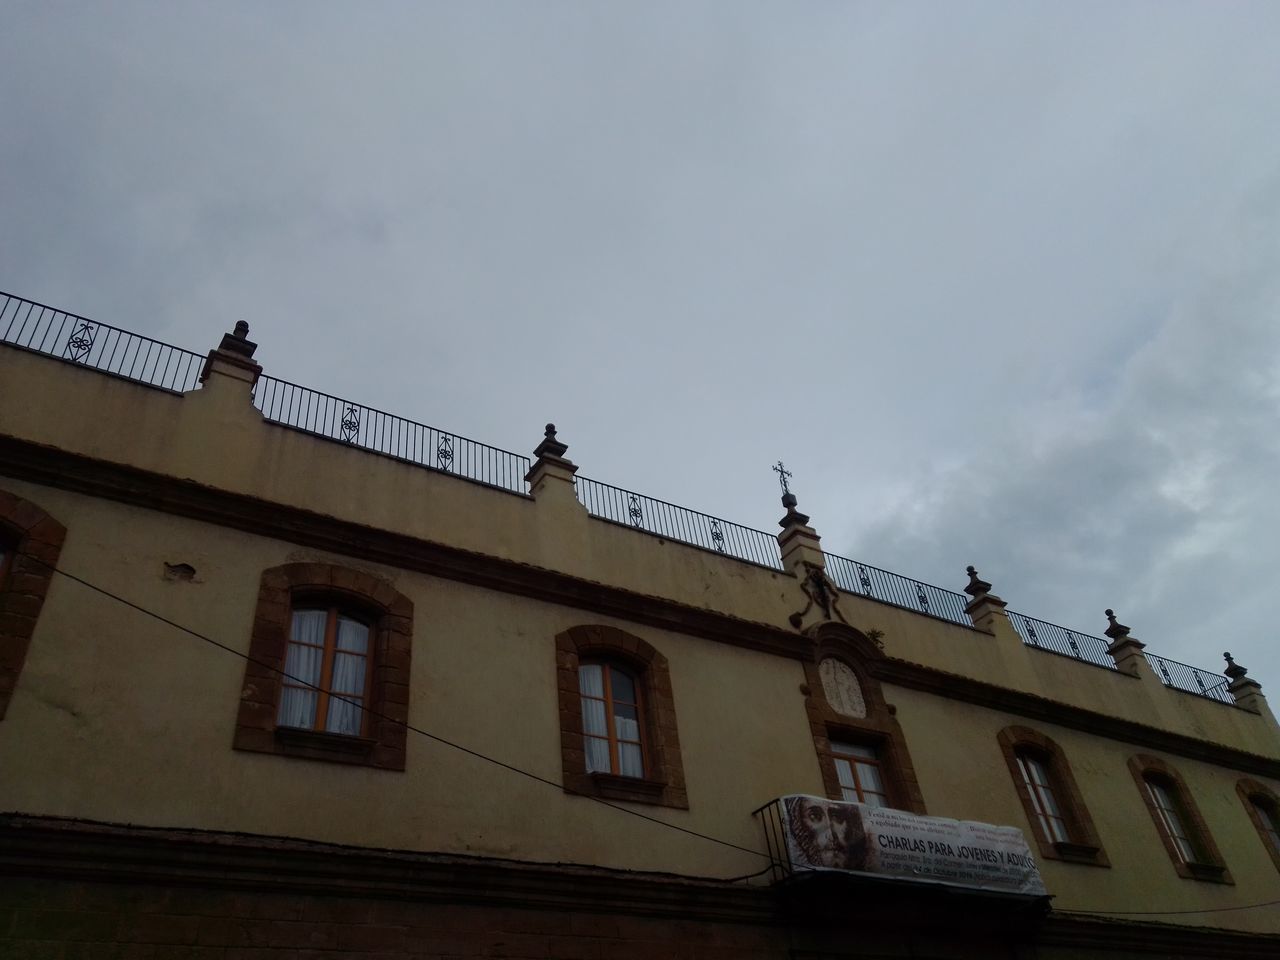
xmin=784 ymin=796 xmax=868 ymax=871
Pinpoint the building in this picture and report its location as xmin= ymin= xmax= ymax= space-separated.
xmin=2 ymin=288 xmax=1279 ymax=959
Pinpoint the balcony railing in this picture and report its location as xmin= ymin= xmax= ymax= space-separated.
xmin=575 ymin=475 xmax=783 ymax=570
xmin=1007 ymin=611 xmax=1117 ymax=672
xmin=1145 ymin=653 xmax=1233 ymax=704
xmin=0 ymin=288 xmax=1244 ymax=708
xmin=252 ymin=376 xmax=531 ymax=496
xmin=1 ymin=290 xmax=203 ymax=393
xmin=824 ymin=553 xmax=973 ymax=628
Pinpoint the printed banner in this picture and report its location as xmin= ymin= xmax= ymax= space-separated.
xmin=780 ymin=795 xmax=1046 ymax=896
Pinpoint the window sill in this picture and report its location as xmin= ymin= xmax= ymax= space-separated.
xmin=1181 ymin=861 xmax=1231 ymax=884
xmin=589 ymin=772 xmax=667 ymax=800
xmin=1050 ymin=841 xmax=1108 ymax=867
xmin=274 ymin=726 xmax=377 ymax=761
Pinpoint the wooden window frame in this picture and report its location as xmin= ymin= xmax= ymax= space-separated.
xmin=1236 ymin=778 xmax=1280 ymax=874
xmin=801 ymin=624 xmax=926 ymax=815
xmin=830 ymin=740 xmax=889 ymax=806
xmin=278 ymin=603 xmax=376 ymax=738
xmin=579 ymin=659 xmax=649 ymax=778
xmin=997 ymin=726 xmax=1108 ymax=867
xmin=0 ymin=489 xmax=66 ymax=721
xmin=233 ymin=563 xmax=413 ymax=770
xmin=1128 ymin=754 xmax=1232 ymax=883
xmin=556 ymin=625 xmax=687 ymax=809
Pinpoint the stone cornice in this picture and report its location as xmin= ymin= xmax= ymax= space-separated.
xmin=0 ymin=815 xmax=773 ymax=923
xmin=2 ymin=433 xmax=1278 ymax=779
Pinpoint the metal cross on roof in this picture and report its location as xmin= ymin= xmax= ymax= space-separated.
xmin=772 ymin=460 xmax=792 ymax=496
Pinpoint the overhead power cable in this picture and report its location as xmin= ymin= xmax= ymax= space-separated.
xmin=25 ymin=561 xmax=1280 ymax=914
xmin=38 ymin=561 xmax=774 ymax=873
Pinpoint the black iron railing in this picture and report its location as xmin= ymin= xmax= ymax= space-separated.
xmin=1145 ymin=653 xmax=1233 ymax=704
xmin=824 ymin=553 xmax=972 ymax=628
xmin=1 ymin=290 xmax=203 ymax=393
xmin=252 ymin=376 xmax=531 ymax=495
xmin=574 ymin=476 xmax=784 ymax=569
xmin=0 ymin=289 xmax=1248 ymax=706
xmin=752 ymin=798 xmax=794 ymax=883
xmin=1007 ymin=612 xmax=1117 ymax=672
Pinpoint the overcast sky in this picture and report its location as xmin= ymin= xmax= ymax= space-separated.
xmin=3 ymin=2 xmax=1278 ymax=687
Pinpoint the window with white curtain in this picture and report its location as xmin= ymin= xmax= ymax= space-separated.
xmin=830 ymin=740 xmax=890 ymax=807
xmin=578 ymin=661 xmax=646 ymax=778
xmin=1016 ymin=751 xmax=1071 ymax=843
xmin=278 ymin=606 xmax=371 ymax=737
xmin=1145 ymin=776 xmax=1205 ymax=864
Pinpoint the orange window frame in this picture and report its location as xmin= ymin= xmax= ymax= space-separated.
xmin=1016 ymin=751 xmax=1071 ymax=843
xmin=580 ymin=661 xmax=649 ymax=778
xmin=830 ymin=740 xmax=889 ymax=806
xmin=279 ymin=605 xmax=375 ymax=737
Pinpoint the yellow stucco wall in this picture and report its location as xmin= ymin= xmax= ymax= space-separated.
xmin=3 ymin=344 xmax=1280 ymax=933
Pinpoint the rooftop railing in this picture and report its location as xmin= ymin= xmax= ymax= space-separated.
xmin=1008 ymin=611 xmax=1117 ymax=672
xmin=1145 ymin=652 xmax=1234 ymax=704
xmin=1 ymin=290 xmax=203 ymax=393
xmin=0 ymin=287 xmax=1243 ymax=708
xmin=575 ymin=475 xmax=783 ymax=570
xmin=252 ymin=376 xmax=531 ymax=496
xmin=824 ymin=552 xmax=973 ymax=628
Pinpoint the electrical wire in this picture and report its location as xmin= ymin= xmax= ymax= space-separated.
xmin=38 ymin=561 xmax=776 ymax=877
xmin=27 ymin=562 xmax=1280 ymax=914
xmin=1058 ymin=897 xmax=1280 ymax=917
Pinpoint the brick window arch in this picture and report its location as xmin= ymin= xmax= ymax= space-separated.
xmin=1236 ymin=778 xmax=1280 ymax=873
xmin=0 ymin=488 xmax=66 ymax=721
xmin=801 ymin=623 xmax=926 ymax=815
xmin=997 ymin=726 xmax=1108 ymax=866
xmin=1128 ymin=754 xmax=1232 ymax=883
xmin=233 ymin=562 xmax=413 ymax=770
xmin=556 ymin=625 xmax=687 ymax=809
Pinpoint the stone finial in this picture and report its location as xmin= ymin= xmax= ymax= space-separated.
xmin=1103 ymin=609 xmax=1130 ymax=640
xmin=964 ymin=565 xmax=993 ymax=599
xmin=200 ymin=318 xmax=262 ymax=386
xmin=1224 ymin=652 xmax=1248 ymax=681
xmin=215 ymin=320 xmax=258 ymax=359
xmin=532 ymin=422 xmax=570 ymax=460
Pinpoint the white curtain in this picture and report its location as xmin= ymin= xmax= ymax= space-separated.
xmin=578 ymin=664 xmax=611 ymax=772
xmin=618 ymin=743 xmax=643 ymax=778
xmin=326 ymin=618 xmax=369 ymax=734
xmin=278 ymin=610 xmax=326 ymax=728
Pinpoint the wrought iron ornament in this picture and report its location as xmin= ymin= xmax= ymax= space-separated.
xmin=64 ymin=321 xmax=96 ymax=361
xmin=340 ymin=405 xmax=360 ymax=443
xmin=628 ymin=493 xmax=644 ymax=527
xmin=709 ymin=518 xmax=725 ymax=552
xmin=437 ymin=434 xmax=454 ymax=471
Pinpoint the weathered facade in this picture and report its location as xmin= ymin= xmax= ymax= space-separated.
xmin=2 ymin=291 xmax=1279 ymax=958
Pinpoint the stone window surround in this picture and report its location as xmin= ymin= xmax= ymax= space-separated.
xmin=1236 ymin=777 xmax=1280 ymax=874
xmin=0 ymin=488 xmax=66 ymax=721
xmin=556 ymin=624 xmax=688 ymax=809
xmin=801 ymin=623 xmax=926 ymax=815
xmin=233 ymin=562 xmax=413 ymax=770
xmin=1128 ymin=753 xmax=1232 ymax=884
xmin=996 ymin=725 xmax=1109 ymax=867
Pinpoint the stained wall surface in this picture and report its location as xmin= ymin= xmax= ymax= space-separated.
xmin=2 ymin=343 xmax=1280 ymax=937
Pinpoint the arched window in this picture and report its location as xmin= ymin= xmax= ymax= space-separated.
xmin=801 ymin=626 xmax=926 ymax=815
xmin=1236 ymin=779 xmax=1280 ymax=873
xmin=556 ymin=625 xmax=687 ymax=809
xmin=579 ymin=661 xmax=646 ymax=778
xmin=1128 ymin=754 xmax=1231 ymax=883
xmin=0 ymin=488 xmax=67 ymax=722
xmin=233 ymin=563 xmax=414 ymax=770
xmin=997 ymin=726 xmax=1107 ymax=866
